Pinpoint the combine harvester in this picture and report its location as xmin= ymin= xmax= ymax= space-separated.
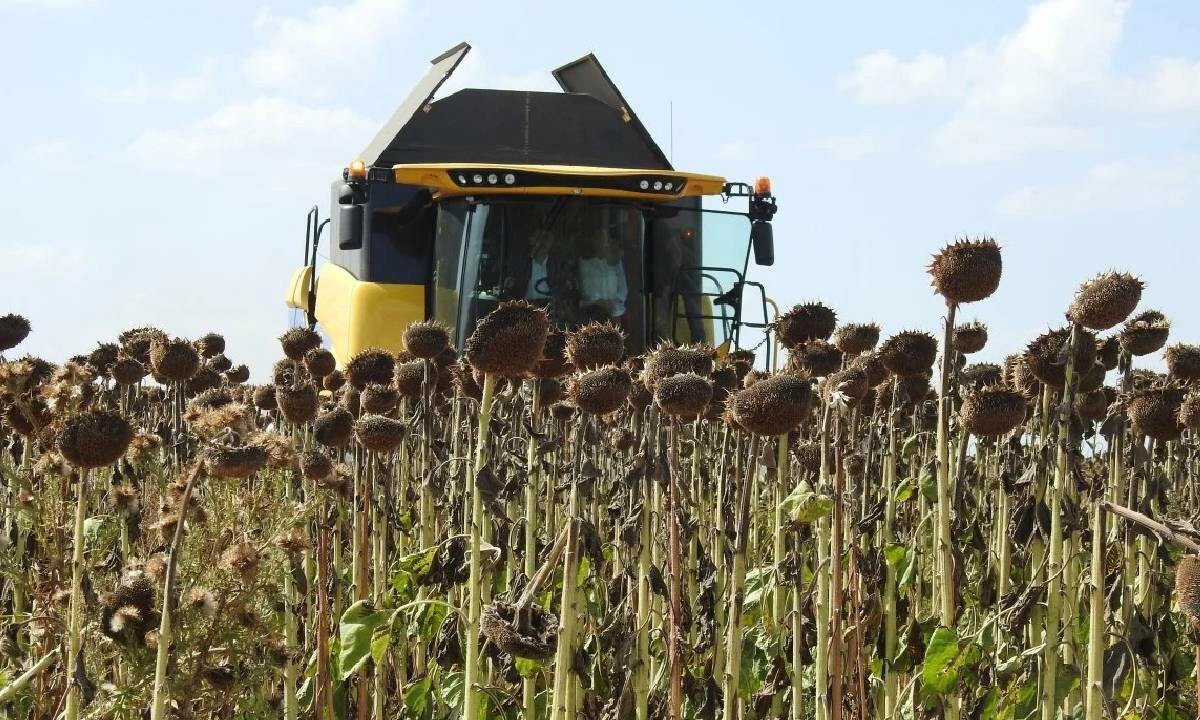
xmin=287 ymin=42 xmax=780 ymax=364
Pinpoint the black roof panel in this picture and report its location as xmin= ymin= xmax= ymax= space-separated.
xmin=374 ymin=88 xmax=672 ymax=171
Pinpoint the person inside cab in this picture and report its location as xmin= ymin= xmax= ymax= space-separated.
xmin=578 ymin=224 xmax=628 ymax=324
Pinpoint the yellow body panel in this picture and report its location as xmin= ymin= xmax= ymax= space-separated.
xmin=313 ymin=263 xmax=425 ymax=364
xmin=392 ymin=163 xmax=726 ymax=200
xmin=284 ymin=266 xmax=312 ymax=310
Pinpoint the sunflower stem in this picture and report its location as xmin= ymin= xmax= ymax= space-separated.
xmin=723 ymin=436 xmax=759 ymax=720
xmin=935 ymin=301 xmax=959 ymax=719
xmin=150 ymin=463 xmax=203 ymax=720
xmin=464 ymin=373 xmax=496 ymax=720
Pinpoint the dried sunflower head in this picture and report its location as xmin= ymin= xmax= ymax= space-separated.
xmin=1119 ymin=310 xmax=1170 ymax=357
xmin=279 ymin=328 xmax=322 ymax=362
xmin=960 ymin=386 xmax=1027 ymax=437
xmin=654 ymin=372 xmax=713 ymax=419
xmin=57 ymin=410 xmax=133 ymax=469
xmin=732 ymin=373 xmax=813 ymax=436
xmin=878 ymin=331 xmax=938 ymax=378
xmin=404 ymin=320 xmax=451 ymax=360
xmin=774 ymin=302 xmax=837 ymax=349
xmin=953 ymin=321 xmax=988 ymax=355
xmin=465 ymin=300 xmax=550 ymax=378
xmin=566 ymin=321 xmax=626 ymax=370
xmin=570 ymin=366 xmax=633 ymax=416
xmin=0 ymin=314 xmax=32 ymax=352
xmin=832 ymin=323 xmax=880 ymax=356
xmin=927 ymin=237 xmax=1002 ymax=305
xmin=1066 ymin=271 xmax=1143 ymax=331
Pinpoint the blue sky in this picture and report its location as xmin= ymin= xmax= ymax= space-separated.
xmin=3 ymin=0 xmax=1198 ymax=375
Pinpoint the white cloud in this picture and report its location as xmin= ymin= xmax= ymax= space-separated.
xmin=246 ymin=0 xmax=407 ymax=87
xmin=929 ymin=0 xmax=1127 ymax=164
xmin=809 ymin=130 xmax=894 ymax=161
xmin=839 ymin=0 xmax=1200 ymax=165
xmin=996 ymin=157 xmax=1200 ymax=217
xmin=96 ymin=58 xmax=217 ymax=104
xmin=837 ymin=50 xmax=951 ymax=106
xmin=1132 ymin=57 xmax=1200 ymax=114
xmin=128 ymin=97 xmax=375 ymax=173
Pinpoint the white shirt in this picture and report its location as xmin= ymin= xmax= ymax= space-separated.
xmin=578 ymin=257 xmax=627 ymax=316
xmin=526 ymin=258 xmax=550 ymax=300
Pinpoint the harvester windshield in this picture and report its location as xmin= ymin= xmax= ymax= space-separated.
xmin=430 ymin=196 xmax=754 ymax=354
xmin=432 ymin=197 xmax=645 ymax=351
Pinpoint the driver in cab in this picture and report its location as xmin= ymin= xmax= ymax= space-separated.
xmin=524 ymin=221 xmax=628 ymax=325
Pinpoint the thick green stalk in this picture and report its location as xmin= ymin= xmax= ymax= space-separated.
xmin=934 ymin=302 xmax=959 ymax=720
xmin=882 ymin=380 xmax=900 ymax=717
xmin=371 ymin=457 xmax=387 ymax=720
xmin=712 ymin=428 xmax=730 ymax=683
xmin=829 ymin=417 xmax=845 ymax=720
xmin=666 ymin=422 xmax=685 ymax=720
xmin=464 ymin=374 xmax=497 ymax=720
xmin=935 ymin=301 xmax=957 ymax=626
xmin=0 ymin=648 xmax=59 ymax=707
xmin=791 ymin=566 xmax=804 ymax=720
xmin=1085 ymin=504 xmax=1105 ymax=720
xmin=635 ymin=411 xmax=654 ymax=720
xmin=814 ymin=515 xmax=831 ymax=720
xmin=150 ymin=465 xmax=202 ymax=720
xmin=522 ymin=387 xmax=542 ymax=720
xmin=551 ymin=484 xmax=581 ymax=720
xmin=723 ymin=437 xmax=758 ymax=720
xmin=282 ymin=429 xmax=301 ymax=720
xmin=315 ymin=502 xmax=334 ymax=720
xmin=1041 ymin=324 xmax=1080 ymax=720
xmin=65 ymin=469 xmax=90 ymax=720
xmin=11 ymin=437 xmax=30 ymax=623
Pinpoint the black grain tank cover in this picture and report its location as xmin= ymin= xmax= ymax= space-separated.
xmin=373 ymin=88 xmax=673 ymax=171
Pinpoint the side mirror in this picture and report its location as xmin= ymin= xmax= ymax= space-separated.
xmin=751 ymin=221 xmax=774 ymax=266
xmin=337 ymin=204 xmax=364 ymax=250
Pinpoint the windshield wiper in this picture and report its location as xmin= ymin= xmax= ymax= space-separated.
xmin=540 ymin=197 xmax=567 ymax=230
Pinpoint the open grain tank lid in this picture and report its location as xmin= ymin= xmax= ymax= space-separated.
xmin=358 ymin=42 xmax=674 ymax=172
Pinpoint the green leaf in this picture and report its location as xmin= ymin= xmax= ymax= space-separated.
xmin=918 ymin=464 xmax=938 ymax=503
xmin=1053 ymin=665 xmax=1078 ymax=708
xmin=883 ymin=543 xmax=907 ymax=568
xmin=337 ymin=600 xmax=390 ymax=681
xmin=994 ymin=653 xmax=1022 ymax=680
xmin=742 ymin=567 xmax=772 ymax=614
xmin=439 ymin=670 xmax=464 ymax=712
xmin=738 ymin=636 xmax=767 ymax=696
xmin=977 ymin=687 xmax=1001 ymax=720
xmin=84 ymin=515 xmax=117 ymax=550
xmin=901 ymin=434 xmax=921 ymax=458
xmin=956 ymin=641 xmax=982 ymax=689
xmin=370 ymin=627 xmax=392 ymax=666
xmin=396 ymin=545 xmax=439 ymax=585
xmin=576 ymin=556 xmax=591 ymax=586
xmin=410 ymin=602 xmax=447 ymax=643
xmin=515 ymin=657 xmax=543 ymax=679
xmin=894 ymin=478 xmax=915 ymax=503
xmin=922 ymin=626 xmax=960 ymax=696
xmin=780 ymin=480 xmax=833 ymax=524
xmin=897 ymin=547 xmax=918 ymax=592
xmin=404 ymin=674 xmax=434 ymax=718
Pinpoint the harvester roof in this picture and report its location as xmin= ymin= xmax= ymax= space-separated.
xmin=356 ymin=43 xmax=718 ymax=188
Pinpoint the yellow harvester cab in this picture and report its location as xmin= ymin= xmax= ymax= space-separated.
xmin=286 ymin=42 xmax=779 ymax=366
